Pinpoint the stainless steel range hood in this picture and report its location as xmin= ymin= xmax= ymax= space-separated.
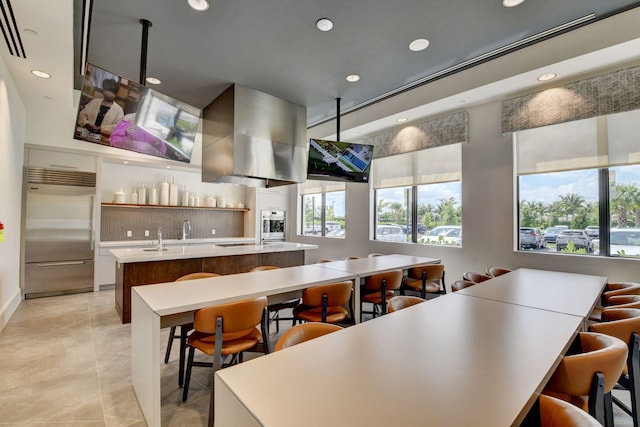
xmin=201 ymin=84 xmax=308 ymax=187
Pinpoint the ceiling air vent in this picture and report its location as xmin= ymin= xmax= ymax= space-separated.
xmin=0 ymin=0 xmax=26 ymax=58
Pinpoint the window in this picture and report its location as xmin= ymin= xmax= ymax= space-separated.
xmin=515 ymin=110 xmax=640 ymax=258
xmin=299 ymin=180 xmax=346 ymax=238
xmin=372 ymin=144 xmax=462 ymax=245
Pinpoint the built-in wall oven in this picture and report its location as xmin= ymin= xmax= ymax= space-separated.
xmin=261 ymin=210 xmax=285 ymax=242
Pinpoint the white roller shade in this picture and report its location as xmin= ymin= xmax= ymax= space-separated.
xmin=299 ymin=180 xmax=345 ymax=195
xmin=372 ymin=143 xmax=461 ymax=189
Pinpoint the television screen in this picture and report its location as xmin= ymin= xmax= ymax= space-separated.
xmin=73 ymin=63 xmax=200 ymax=163
xmin=307 ymin=139 xmax=374 ymax=183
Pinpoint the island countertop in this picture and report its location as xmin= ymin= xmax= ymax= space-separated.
xmin=109 ymin=241 xmax=318 ymax=264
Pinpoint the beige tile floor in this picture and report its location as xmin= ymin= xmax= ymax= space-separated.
xmin=0 ymin=289 xmax=635 ymax=426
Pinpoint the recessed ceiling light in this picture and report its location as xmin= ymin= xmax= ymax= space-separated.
xmin=146 ymin=77 xmax=161 ymax=85
xmin=31 ymin=70 xmax=51 ymax=79
xmin=187 ymin=0 xmax=209 ymax=11
xmin=396 ymin=117 xmax=408 ymax=123
xmin=537 ymin=73 xmax=557 ymax=81
xmin=123 ymin=161 xmax=129 ymax=164
xmin=166 ymin=166 xmax=171 ymax=169
xmin=316 ymin=18 xmax=333 ymax=32
xmin=409 ymin=39 xmax=430 ymax=52
xmin=502 ymin=0 xmax=525 ymax=7
xmin=346 ymin=74 xmax=360 ymax=82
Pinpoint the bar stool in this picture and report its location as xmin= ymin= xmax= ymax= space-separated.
xmin=590 ymin=308 xmax=640 ymax=427
xmin=362 ymin=270 xmax=403 ymax=319
xmin=274 ymin=322 xmax=343 ymax=351
xmin=543 ymin=331 xmax=628 ymax=426
xmin=249 ymin=265 xmax=298 ymax=333
xmin=401 ymin=264 xmax=446 ymax=298
xmin=164 ymin=272 xmax=220 ymax=387
xmin=387 ymin=295 xmax=425 ymax=313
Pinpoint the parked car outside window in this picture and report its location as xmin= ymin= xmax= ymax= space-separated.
xmin=325 ymin=228 xmax=345 ymax=238
xmin=584 ymin=225 xmax=599 ymax=238
xmin=376 ymin=225 xmax=407 ymax=242
xmin=519 ymin=227 xmax=546 ymax=249
xmin=556 ymin=229 xmax=592 ymax=252
xmin=420 ymin=225 xmax=462 ymax=245
xmin=609 ymin=228 xmax=640 ymax=256
xmin=325 ymin=221 xmax=341 ymax=232
xmin=543 ymin=226 xmax=569 ymax=243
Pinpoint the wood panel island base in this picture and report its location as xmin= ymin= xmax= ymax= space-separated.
xmin=110 ymin=242 xmax=316 ymax=323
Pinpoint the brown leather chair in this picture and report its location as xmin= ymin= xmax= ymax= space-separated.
xmin=590 ymin=308 xmax=640 ymax=427
xmin=451 ymin=280 xmax=476 ymax=292
xmin=543 ymin=332 xmax=628 ymax=425
xmin=164 ymin=272 xmax=220 ymax=387
xmin=249 ymin=266 xmax=298 ymax=333
xmin=316 ymin=259 xmax=335 ymax=263
xmin=462 ymin=271 xmax=492 ymax=284
xmin=182 ymin=296 xmax=269 ymax=404
xmin=401 ymin=264 xmax=446 ymax=298
xmin=534 ymin=394 xmax=602 ymax=426
xmin=602 ymin=282 xmax=640 ymax=306
xmin=274 ymin=322 xmax=343 ymax=351
xmin=362 ymin=270 xmax=403 ymax=318
xmin=590 ymin=295 xmax=640 ymax=322
xmin=485 ymin=266 xmax=512 ymax=277
xmin=387 ymin=295 xmax=425 ymax=313
xmin=345 ymin=256 xmax=360 ymax=260
xmin=293 ymin=281 xmax=353 ymax=324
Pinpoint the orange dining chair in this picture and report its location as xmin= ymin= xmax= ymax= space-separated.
xmin=249 ymin=265 xmax=298 ymax=333
xmin=590 ymin=295 xmax=640 ymax=322
xmin=292 ymin=281 xmax=353 ymax=324
xmin=451 ymin=280 xmax=476 ymax=292
xmin=164 ymin=272 xmax=220 ymax=387
xmin=387 ymin=295 xmax=425 ymax=313
xmin=602 ymin=282 xmax=640 ymax=306
xmin=543 ymin=332 xmax=628 ymax=425
xmin=361 ymin=270 xmax=403 ymax=319
xmin=522 ymin=394 xmax=602 ymax=426
xmin=462 ymin=271 xmax=492 ymax=284
xmin=401 ymin=264 xmax=446 ymax=299
xmin=274 ymin=322 xmax=343 ymax=351
xmin=485 ymin=266 xmax=512 ymax=277
xmin=182 ymin=296 xmax=269 ymax=406
xmin=590 ymin=308 xmax=640 ymax=427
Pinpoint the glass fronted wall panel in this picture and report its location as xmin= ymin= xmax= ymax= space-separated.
xmin=372 ymin=144 xmax=462 ymax=244
xmin=515 ymin=110 xmax=640 ymax=258
xmin=299 ymin=180 xmax=346 ymax=237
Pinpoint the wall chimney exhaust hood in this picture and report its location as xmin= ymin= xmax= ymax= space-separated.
xmin=201 ymin=84 xmax=308 ymax=187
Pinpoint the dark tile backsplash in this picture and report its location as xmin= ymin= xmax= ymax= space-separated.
xmin=100 ymin=206 xmax=245 ymax=241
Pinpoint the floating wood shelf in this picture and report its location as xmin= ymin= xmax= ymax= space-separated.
xmin=101 ymin=203 xmax=249 ymax=211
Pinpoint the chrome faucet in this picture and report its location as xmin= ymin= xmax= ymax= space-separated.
xmin=157 ymin=226 xmax=163 ymax=251
xmin=181 ymin=220 xmax=191 ymax=240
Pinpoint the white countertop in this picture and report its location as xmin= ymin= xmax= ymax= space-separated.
xmin=99 ymin=237 xmax=256 ymax=248
xmin=109 ymin=241 xmax=318 ymax=263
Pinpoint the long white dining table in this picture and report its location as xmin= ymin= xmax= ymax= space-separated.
xmin=213 ymin=268 xmax=607 ymax=426
xmin=130 ymin=254 xmax=440 ymax=427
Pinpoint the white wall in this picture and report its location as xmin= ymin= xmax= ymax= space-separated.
xmin=0 ymin=57 xmax=26 ymax=330
xmin=291 ymin=98 xmax=640 ymax=287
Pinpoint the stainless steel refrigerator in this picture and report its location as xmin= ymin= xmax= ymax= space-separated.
xmin=24 ymin=168 xmax=96 ymax=298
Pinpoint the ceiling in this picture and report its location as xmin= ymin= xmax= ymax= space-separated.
xmin=1 ymin=0 xmax=640 ymax=145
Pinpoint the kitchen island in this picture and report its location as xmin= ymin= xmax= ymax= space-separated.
xmin=109 ymin=241 xmax=317 ymax=323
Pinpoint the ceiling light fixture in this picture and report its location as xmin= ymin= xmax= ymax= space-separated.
xmin=146 ymin=77 xmax=162 ymax=85
xmin=346 ymin=74 xmax=360 ymax=82
xmin=409 ymin=39 xmax=430 ymax=52
xmin=537 ymin=73 xmax=557 ymax=81
xmin=396 ymin=117 xmax=408 ymax=123
xmin=31 ymin=70 xmax=51 ymax=79
xmin=316 ymin=18 xmax=333 ymax=32
xmin=187 ymin=0 xmax=209 ymax=11
xmin=502 ymin=0 xmax=525 ymax=7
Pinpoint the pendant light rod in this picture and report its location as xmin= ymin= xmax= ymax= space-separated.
xmin=336 ymin=97 xmax=341 ymax=141
xmin=139 ymin=19 xmax=152 ymax=85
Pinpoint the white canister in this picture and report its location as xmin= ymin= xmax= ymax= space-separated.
xmin=205 ymin=195 xmax=216 ymax=207
xmin=113 ymin=188 xmax=126 ymax=204
xmin=169 ymin=177 xmax=179 ymax=206
xmin=160 ymin=178 xmax=170 ymax=206
xmin=181 ymin=186 xmax=191 ymax=207
xmin=148 ymin=183 xmax=158 ymax=205
xmin=138 ymin=183 xmax=147 ymax=205
xmin=130 ymin=190 xmax=139 ymax=205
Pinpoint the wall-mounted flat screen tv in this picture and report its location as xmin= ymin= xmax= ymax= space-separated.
xmin=307 ymin=139 xmax=374 ymax=183
xmin=73 ymin=63 xmax=200 ymax=163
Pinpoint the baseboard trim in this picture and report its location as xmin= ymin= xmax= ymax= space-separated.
xmin=0 ymin=287 xmax=22 ymax=332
